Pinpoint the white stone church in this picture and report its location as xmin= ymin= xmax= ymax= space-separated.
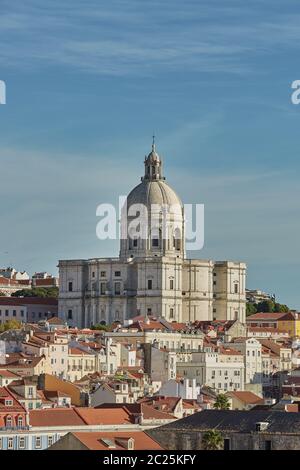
xmin=58 ymin=143 xmax=246 ymax=327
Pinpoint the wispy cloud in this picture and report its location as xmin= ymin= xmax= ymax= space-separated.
xmin=1 ymin=1 xmax=300 ymax=76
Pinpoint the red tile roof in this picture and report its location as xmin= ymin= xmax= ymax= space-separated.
xmin=68 ymin=431 xmax=163 ymax=450
xmin=226 ymin=391 xmax=264 ymax=405
xmin=29 ymin=408 xmax=86 ymax=427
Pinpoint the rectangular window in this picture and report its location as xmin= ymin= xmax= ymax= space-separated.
xmin=48 ymin=436 xmax=53 ymax=447
xmin=100 ymin=282 xmax=106 ymax=295
xmin=20 ymin=310 xmax=24 ymax=317
xmin=114 ymin=282 xmax=121 ymax=295
xmin=67 ymin=310 xmax=73 ymax=320
xmin=8 ymin=438 xmax=13 ymax=450
xmin=114 ymin=271 xmax=121 ymax=277
xmin=265 ymin=440 xmax=272 ymax=451
xmin=234 ymin=284 xmax=238 ymax=294
xmin=100 ymin=271 xmax=106 ymax=277
xmin=170 ymin=308 xmax=174 ymax=319
xmin=148 ymin=279 xmax=152 ymax=290
xmin=5 ymin=310 xmax=8 ymax=317
xmin=19 ymin=437 xmax=25 ymax=449
xmin=35 ymin=436 xmax=41 ymax=449
xmin=13 ymin=310 xmax=16 ymax=316
xmin=152 ymin=238 xmax=159 ymax=247
xmin=133 ymin=238 xmax=138 ymax=247
xmin=68 ymin=281 xmax=73 ymax=292
xmin=170 ymin=279 xmax=174 ymax=290
xmin=147 ymin=308 xmax=152 ymax=315
xmin=224 ymin=439 xmax=231 ymax=450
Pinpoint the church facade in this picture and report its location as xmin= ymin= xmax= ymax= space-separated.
xmin=58 ymin=143 xmax=246 ymax=327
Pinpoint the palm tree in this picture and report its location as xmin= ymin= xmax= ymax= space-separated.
xmin=213 ymin=393 xmax=230 ymax=410
xmin=202 ymin=430 xmax=223 ymax=450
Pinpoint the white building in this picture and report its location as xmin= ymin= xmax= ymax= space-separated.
xmin=225 ymin=338 xmax=262 ymax=386
xmin=176 ymin=347 xmax=245 ymax=393
xmin=58 ymin=143 xmax=246 ymax=327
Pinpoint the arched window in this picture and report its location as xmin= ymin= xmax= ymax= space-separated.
xmin=151 ymin=228 xmax=160 ymax=248
xmin=173 ymin=228 xmax=181 ymax=251
xmin=6 ymin=415 xmax=13 ymax=427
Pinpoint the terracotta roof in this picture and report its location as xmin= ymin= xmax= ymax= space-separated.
xmin=29 ymin=408 xmax=86 ymax=427
xmin=74 ymin=407 xmax=133 ymax=425
xmin=226 ymin=391 xmax=264 ymax=405
xmin=0 ymin=370 xmax=20 ymax=378
xmin=47 ymin=316 xmax=64 ymax=324
xmin=95 ymin=403 xmax=175 ymax=421
xmin=69 ymin=348 xmax=93 ymax=356
xmin=67 ymin=431 xmax=163 ymax=450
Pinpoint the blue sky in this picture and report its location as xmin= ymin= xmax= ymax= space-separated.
xmin=0 ymin=0 xmax=300 ymax=308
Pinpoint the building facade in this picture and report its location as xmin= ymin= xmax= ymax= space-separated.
xmin=58 ymin=144 xmax=246 ymax=327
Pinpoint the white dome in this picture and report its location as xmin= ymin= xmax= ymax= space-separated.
xmin=126 ymin=179 xmax=183 ymax=209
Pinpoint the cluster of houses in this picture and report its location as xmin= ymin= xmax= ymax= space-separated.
xmin=1 ymin=299 xmax=300 ymax=450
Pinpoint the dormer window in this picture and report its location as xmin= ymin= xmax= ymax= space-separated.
xmin=6 ymin=415 xmax=13 ymax=427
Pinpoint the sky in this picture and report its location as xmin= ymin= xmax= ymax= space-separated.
xmin=0 ymin=0 xmax=300 ymax=308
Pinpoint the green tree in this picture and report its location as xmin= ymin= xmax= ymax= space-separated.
xmin=246 ymin=303 xmax=257 ymax=316
xmin=274 ymin=303 xmax=289 ymax=313
xmin=12 ymin=287 xmax=58 ymax=298
xmin=91 ymin=323 xmax=109 ymax=331
xmin=0 ymin=319 xmax=22 ymax=333
xmin=202 ymin=430 xmax=223 ymax=450
xmin=256 ymin=300 xmax=275 ymax=313
xmin=213 ymin=394 xmax=230 ymax=410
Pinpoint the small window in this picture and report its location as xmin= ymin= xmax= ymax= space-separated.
xmin=100 ymin=271 xmax=106 ymax=277
xmin=148 ymin=279 xmax=153 ymax=290
xmin=68 ymin=281 xmax=73 ymax=292
xmin=265 ymin=440 xmax=272 ymax=451
xmin=17 ymin=416 xmax=23 ymax=426
xmin=92 ymin=271 xmax=95 ymax=278
xmin=13 ymin=310 xmax=16 ymax=317
xmin=20 ymin=310 xmax=24 ymax=317
xmin=5 ymin=310 xmax=8 ymax=317
xmin=8 ymin=437 xmax=13 ymax=449
xmin=35 ymin=436 xmax=41 ymax=449
xmin=170 ymin=308 xmax=174 ymax=319
xmin=100 ymin=282 xmax=106 ymax=295
xmin=114 ymin=271 xmax=121 ymax=277
xmin=133 ymin=238 xmax=138 ymax=247
xmin=152 ymin=237 xmax=159 ymax=247
xmin=6 ymin=415 xmax=13 ymax=427
xmin=147 ymin=308 xmax=152 ymax=315
xmin=48 ymin=435 xmax=53 ymax=447
xmin=234 ymin=283 xmax=238 ymax=294
xmin=114 ymin=282 xmax=121 ymax=295
xmin=67 ymin=310 xmax=73 ymax=320
xmin=224 ymin=439 xmax=231 ymax=450
xmin=19 ymin=437 xmax=25 ymax=449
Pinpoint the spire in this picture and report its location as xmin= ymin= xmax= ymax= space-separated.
xmin=152 ymin=133 xmax=156 ymax=152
